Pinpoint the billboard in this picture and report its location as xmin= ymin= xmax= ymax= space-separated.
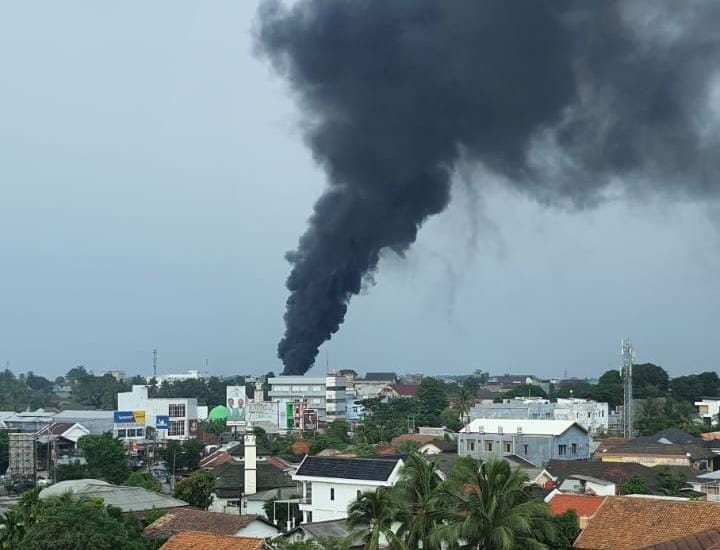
xmin=226 ymin=385 xmax=246 ymax=426
xmin=286 ymin=402 xmax=294 ymax=429
xmin=248 ymin=402 xmax=277 ymax=425
xmin=188 ymin=419 xmax=198 ymax=436
xmin=155 ymin=415 xmax=169 ymax=430
xmin=302 ymin=409 xmax=318 ymax=431
xmin=113 ymin=411 xmax=146 ymax=424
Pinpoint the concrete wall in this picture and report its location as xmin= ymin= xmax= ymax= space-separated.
xmin=301 ymin=479 xmax=379 ymax=522
xmin=458 ymin=425 xmax=589 ymax=466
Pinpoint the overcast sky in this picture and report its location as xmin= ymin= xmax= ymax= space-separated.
xmin=1 ymin=2 xmax=719 ymax=381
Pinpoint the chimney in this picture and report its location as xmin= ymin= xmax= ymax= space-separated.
xmin=244 ymin=423 xmax=256 ymax=496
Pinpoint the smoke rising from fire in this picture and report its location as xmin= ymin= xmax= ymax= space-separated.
xmin=256 ymin=0 xmax=720 ymax=375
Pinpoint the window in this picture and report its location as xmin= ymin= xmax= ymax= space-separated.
xmin=357 ymin=490 xmax=362 ymax=501
xmin=305 ymin=482 xmax=312 ymax=502
xmin=558 ymin=444 xmax=567 ymax=456
xmin=169 ymin=404 xmax=186 ymax=418
xmin=117 ymin=429 xmax=127 ymax=438
xmin=523 ymin=444 xmax=528 ymax=455
xmin=484 ymin=441 xmax=493 ymax=452
xmin=503 ymin=441 xmax=512 ymax=454
xmin=169 ymin=420 xmax=185 ymax=436
xmin=330 ymin=488 xmax=335 ymax=501
xmin=571 ymin=443 xmax=577 ymax=456
xmin=467 ymin=440 xmax=475 ymax=452
xmin=136 ymin=428 xmax=144 ymax=438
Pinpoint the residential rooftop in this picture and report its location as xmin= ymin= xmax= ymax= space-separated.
xmin=460 ymin=418 xmax=586 ymax=435
xmin=159 ymin=531 xmax=263 ymax=550
xmin=294 ymin=456 xmax=402 ymax=482
xmin=144 ymin=509 xmax=261 ymax=539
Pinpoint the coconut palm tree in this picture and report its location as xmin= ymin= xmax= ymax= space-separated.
xmin=432 ymin=457 xmax=555 ymax=550
xmin=456 ymin=387 xmax=474 ymax=426
xmin=347 ymin=487 xmax=403 ymax=550
xmin=395 ymin=452 xmax=442 ymax=549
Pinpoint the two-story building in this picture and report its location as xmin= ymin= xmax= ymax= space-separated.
xmin=292 ymin=456 xmax=404 ymax=523
xmin=458 ymin=419 xmax=590 ymax=466
xmin=116 ymin=385 xmax=198 ymax=441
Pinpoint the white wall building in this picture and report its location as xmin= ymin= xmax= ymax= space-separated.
xmin=268 ymin=375 xmax=347 ymax=428
xmin=116 ymin=385 xmax=198 ymax=441
xmin=696 ymin=398 xmax=720 ymax=426
xmin=293 ymin=456 xmax=403 ymax=523
xmin=553 ymin=398 xmax=609 ymax=435
xmin=153 ymin=369 xmax=209 ymax=385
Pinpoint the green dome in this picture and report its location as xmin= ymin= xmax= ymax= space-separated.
xmin=209 ymin=405 xmax=228 ymax=420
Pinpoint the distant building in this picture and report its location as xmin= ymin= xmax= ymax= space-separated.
xmin=267 ymin=375 xmax=346 ymax=427
xmin=117 ymin=385 xmax=198 ymax=441
xmin=359 ymin=372 xmax=398 ymax=385
xmin=468 ymin=397 xmax=608 ymax=435
xmin=3 ymin=409 xmax=114 ymax=435
xmin=459 ymin=419 xmax=590 ymax=466
xmin=695 ymin=398 xmax=720 ymax=426
xmin=154 ymin=369 xmax=209 ymax=385
xmin=99 ymin=370 xmax=125 ymax=382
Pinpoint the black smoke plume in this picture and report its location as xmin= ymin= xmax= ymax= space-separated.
xmin=256 ymin=0 xmax=720 ymax=375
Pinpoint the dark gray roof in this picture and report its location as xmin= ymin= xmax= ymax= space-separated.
xmin=295 ymin=456 xmax=401 ymax=481
xmin=296 ymin=519 xmax=353 ymax=539
xmin=362 ymin=372 xmax=397 ymax=381
xmin=608 ymin=441 xmax=716 ymax=460
xmin=212 ymin=462 xmax=295 ymax=498
xmin=636 ymin=428 xmax=706 ymax=447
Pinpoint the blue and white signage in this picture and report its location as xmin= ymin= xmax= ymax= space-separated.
xmin=155 ymin=415 xmax=170 ymax=430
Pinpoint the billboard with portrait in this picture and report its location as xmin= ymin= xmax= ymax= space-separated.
xmin=226 ymin=385 xmax=246 ymax=426
xmin=302 ymin=409 xmax=318 ymax=431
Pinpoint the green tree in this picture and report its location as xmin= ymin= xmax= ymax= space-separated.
xmin=159 ymin=439 xmax=203 ymax=474
xmin=125 ymin=471 xmax=161 ymax=492
xmin=54 ymin=461 xmax=89 ymax=482
xmin=545 ymin=510 xmax=580 ymax=550
xmin=621 ymin=474 xmax=649 ymax=495
xmin=632 ymin=363 xmax=669 ymax=399
xmin=395 ymin=453 xmax=440 ymax=549
xmin=347 ymin=488 xmax=402 ymax=550
xmin=326 ymin=419 xmax=350 ymax=443
xmin=397 ymin=440 xmax=421 ymax=454
xmin=656 ymin=466 xmax=687 ymax=496
xmin=78 ymin=434 xmax=130 ymax=484
xmin=502 ymin=384 xmax=548 ymax=400
xmin=635 ymin=398 xmax=700 ymax=436
xmin=1 ymin=490 xmax=147 ymax=550
xmin=432 ymin=457 xmax=556 ymax=550
xmin=439 ymin=407 xmax=463 ymax=432
xmin=416 ymin=377 xmax=448 ymax=417
xmin=172 ymin=469 xmax=215 ymax=509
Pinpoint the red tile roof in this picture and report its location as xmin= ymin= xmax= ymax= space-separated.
xmin=160 ymin=531 xmax=263 ymax=550
xmin=144 ymin=509 xmax=259 ymax=539
xmin=390 ymin=384 xmax=418 ymax=396
xmin=575 ymin=497 xmax=720 ymax=549
xmin=644 ymin=528 xmax=720 ymax=549
xmin=547 ymin=494 xmax=605 ymax=518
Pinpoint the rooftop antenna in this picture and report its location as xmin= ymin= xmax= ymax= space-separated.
xmin=621 ymin=338 xmax=635 ymax=438
xmin=152 ymin=349 xmax=158 ymax=379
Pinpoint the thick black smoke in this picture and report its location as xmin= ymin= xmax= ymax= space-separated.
xmin=256 ymin=0 xmax=720 ymax=375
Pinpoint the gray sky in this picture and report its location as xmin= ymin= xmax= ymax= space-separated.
xmin=1 ymin=2 xmax=719 ymax=380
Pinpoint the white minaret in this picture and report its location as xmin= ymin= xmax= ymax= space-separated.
xmin=244 ymin=422 xmax=257 ymax=496
xmin=255 ymin=380 xmax=264 ymax=403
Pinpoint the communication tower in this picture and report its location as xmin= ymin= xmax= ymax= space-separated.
xmin=621 ymin=338 xmax=635 ymax=438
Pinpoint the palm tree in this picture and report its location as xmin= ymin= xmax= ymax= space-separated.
xmin=395 ymin=453 xmax=441 ymax=549
xmin=347 ymin=487 xmax=402 ymax=550
xmin=432 ymin=457 xmax=555 ymax=550
xmin=456 ymin=387 xmax=474 ymax=427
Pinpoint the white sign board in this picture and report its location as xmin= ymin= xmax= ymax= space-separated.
xmin=226 ymin=385 xmax=246 ymax=426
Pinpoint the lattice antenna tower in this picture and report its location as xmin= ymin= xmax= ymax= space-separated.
xmin=621 ymin=338 xmax=635 ymax=438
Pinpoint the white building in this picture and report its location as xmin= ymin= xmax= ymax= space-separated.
xmin=268 ymin=375 xmax=347 ymax=428
xmin=553 ymin=398 xmax=609 ymax=435
xmin=116 ymin=385 xmax=198 ymax=441
xmin=293 ymin=456 xmax=404 ymax=523
xmin=153 ymin=369 xmax=209 ymax=385
xmin=695 ymin=398 xmax=720 ymax=426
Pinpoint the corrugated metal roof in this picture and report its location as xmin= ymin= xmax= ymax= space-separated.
xmin=461 ymin=418 xmax=585 ymax=435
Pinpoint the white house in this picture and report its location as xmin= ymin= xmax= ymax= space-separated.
xmin=553 ymin=398 xmax=609 ymax=435
xmin=292 ymin=456 xmax=404 ymax=523
xmin=116 ymin=385 xmax=198 ymax=441
xmin=696 ymin=398 xmax=720 ymax=426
